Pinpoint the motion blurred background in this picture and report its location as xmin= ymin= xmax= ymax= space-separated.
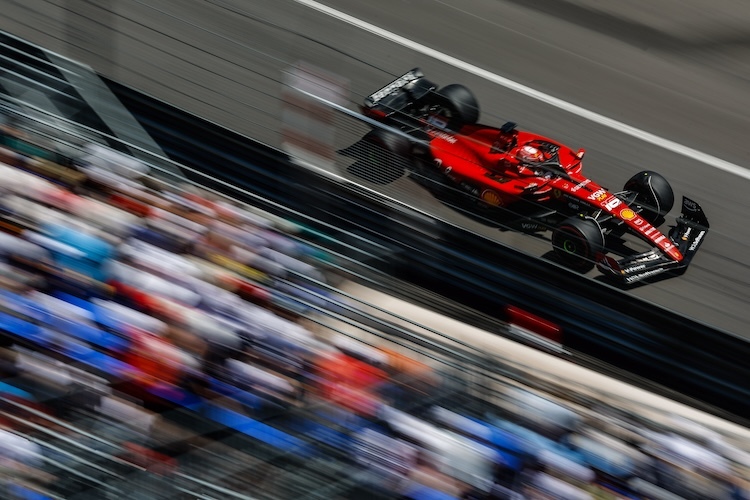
xmin=0 ymin=0 xmax=748 ymax=498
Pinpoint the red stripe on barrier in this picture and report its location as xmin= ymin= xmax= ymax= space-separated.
xmin=506 ymin=305 xmax=562 ymax=344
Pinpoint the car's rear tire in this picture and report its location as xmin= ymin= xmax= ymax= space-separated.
xmin=624 ymin=170 xmax=674 ymax=225
xmin=365 ymin=127 xmax=410 ymax=157
xmin=552 ymin=217 xmax=604 ymax=272
xmin=360 ymin=128 xmax=410 ymax=183
xmin=437 ymin=84 xmax=480 ymax=129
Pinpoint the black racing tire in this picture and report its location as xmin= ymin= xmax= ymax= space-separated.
xmin=437 ymin=84 xmax=480 ymax=128
xmin=623 ymin=170 xmax=674 ymax=225
xmin=552 ymin=216 xmax=605 ymax=272
xmin=360 ymin=128 xmax=410 ymax=183
xmin=365 ymin=127 xmax=411 ymax=157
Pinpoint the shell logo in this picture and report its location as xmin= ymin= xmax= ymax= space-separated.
xmin=480 ymin=190 xmax=503 ymax=206
xmin=620 ymin=208 xmax=636 ymax=220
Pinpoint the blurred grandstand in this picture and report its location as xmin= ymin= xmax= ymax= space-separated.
xmin=0 ymin=80 xmax=746 ymax=500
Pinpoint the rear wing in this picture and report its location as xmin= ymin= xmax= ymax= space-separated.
xmin=364 ymin=68 xmax=425 ymax=108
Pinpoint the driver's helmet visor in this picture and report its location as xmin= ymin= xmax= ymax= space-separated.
xmin=518 ymin=144 xmax=544 ymax=162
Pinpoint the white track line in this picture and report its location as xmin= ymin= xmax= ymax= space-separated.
xmin=295 ymin=0 xmax=750 ymax=181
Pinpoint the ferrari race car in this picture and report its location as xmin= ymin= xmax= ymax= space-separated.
xmin=359 ymin=68 xmax=709 ymax=284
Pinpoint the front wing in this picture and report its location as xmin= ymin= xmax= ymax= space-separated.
xmin=597 ymin=197 xmax=709 ymax=284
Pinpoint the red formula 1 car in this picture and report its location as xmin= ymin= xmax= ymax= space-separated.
xmin=359 ymin=69 xmax=709 ymax=284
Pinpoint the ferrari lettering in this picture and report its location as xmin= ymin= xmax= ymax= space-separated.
xmin=689 ymin=230 xmax=706 ymax=251
xmin=431 ymin=130 xmax=457 ymax=144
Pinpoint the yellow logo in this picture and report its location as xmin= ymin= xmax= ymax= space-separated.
xmin=620 ymin=208 xmax=636 ymax=220
xmin=480 ymin=190 xmax=503 ymax=206
xmin=588 ymin=188 xmax=607 ymax=201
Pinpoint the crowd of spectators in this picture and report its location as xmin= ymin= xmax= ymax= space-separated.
xmin=0 ymin=114 xmax=746 ymax=499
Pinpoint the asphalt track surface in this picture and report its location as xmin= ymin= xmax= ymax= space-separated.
xmin=3 ymin=0 xmax=750 ymax=335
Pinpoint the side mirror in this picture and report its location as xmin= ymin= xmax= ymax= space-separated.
xmin=576 ymin=149 xmax=585 ymax=159
xmin=500 ymin=121 xmax=517 ymax=133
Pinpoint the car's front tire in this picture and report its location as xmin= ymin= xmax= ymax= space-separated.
xmin=624 ymin=170 xmax=674 ymax=225
xmin=552 ymin=216 xmax=605 ymax=272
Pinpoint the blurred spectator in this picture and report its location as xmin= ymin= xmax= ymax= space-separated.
xmin=123 ymin=327 xmax=199 ymax=389
xmin=316 ymin=350 xmax=387 ymax=418
xmin=352 ymin=426 xmax=417 ymax=493
xmin=0 ymin=427 xmax=54 ymax=492
xmin=505 ymin=387 xmax=580 ymax=440
xmin=402 ymin=449 xmax=465 ymax=498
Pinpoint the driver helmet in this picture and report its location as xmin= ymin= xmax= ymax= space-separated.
xmin=517 ymin=144 xmax=544 ymax=163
